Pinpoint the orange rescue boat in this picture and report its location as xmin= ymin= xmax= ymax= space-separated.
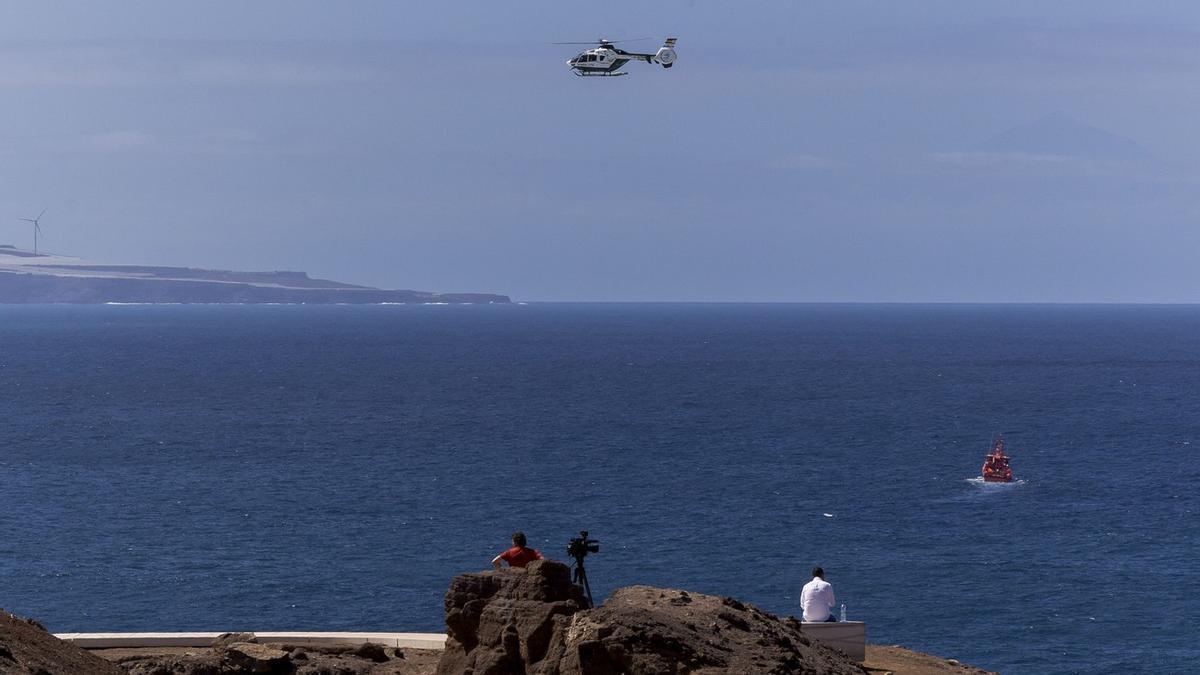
xmin=981 ymin=436 xmax=1014 ymax=483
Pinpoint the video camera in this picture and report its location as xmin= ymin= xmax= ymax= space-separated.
xmin=567 ymin=531 xmax=600 ymax=560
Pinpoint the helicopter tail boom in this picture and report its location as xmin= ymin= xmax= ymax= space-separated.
xmin=614 ymin=38 xmax=677 ymax=65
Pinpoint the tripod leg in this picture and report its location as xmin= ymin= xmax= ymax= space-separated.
xmin=576 ymin=565 xmax=593 ymax=609
xmin=571 ymin=557 xmax=595 ymax=608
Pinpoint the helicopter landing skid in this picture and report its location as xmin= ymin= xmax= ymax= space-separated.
xmin=574 ymin=71 xmax=627 ymax=77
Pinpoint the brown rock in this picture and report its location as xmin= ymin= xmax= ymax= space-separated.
xmin=350 ymin=642 xmax=389 ymax=662
xmin=0 ymin=609 xmax=123 ymax=674
xmin=862 ymin=644 xmax=997 ymax=674
xmin=293 ymin=657 xmax=372 ymax=674
xmin=438 ymin=560 xmax=588 ymax=675
xmin=436 ymin=569 xmax=865 ymax=675
xmin=212 ymin=633 xmax=259 ymax=649
xmin=221 ymin=642 xmax=293 ymax=673
xmin=119 ymin=652 xmax=227 ymax=675
xmin=539 ymin=586 xmax=865 ymax=674
xmin=111 ymin=640 xmax=406 ymax=675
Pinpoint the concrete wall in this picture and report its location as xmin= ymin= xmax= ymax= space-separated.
xmin=799 ymin=621 xmax=866 ymax=662
xmin=55 ymin=632 xmax=447 ymax=651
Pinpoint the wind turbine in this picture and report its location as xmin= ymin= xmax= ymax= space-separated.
xmin=18 ymin=208 xmax=46 ymax=255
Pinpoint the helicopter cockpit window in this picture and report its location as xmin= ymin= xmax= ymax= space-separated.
xmin=587 ymin=54 xmax=596 ymax=62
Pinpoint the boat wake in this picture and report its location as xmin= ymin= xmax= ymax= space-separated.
xmin=965 ymin=477 xmax=1026 ymax=488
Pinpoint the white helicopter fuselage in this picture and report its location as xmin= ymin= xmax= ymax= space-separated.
xmin=567 ymin=38 xmax=677 ymax=77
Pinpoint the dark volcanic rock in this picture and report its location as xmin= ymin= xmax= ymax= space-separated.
xmin=437 ymin=569 xmax=864 ymax=675
xmin=120 ymin=652 xmax=226 ymax=675
xmin=0 ymin=609 xmax=123 ymax=674
xmin=212 ymin=633 xmax=259 ymax=649
xmin=439 ymin=561 xmax=588 ymax=675
xmin=220 ymin=642 xmax=292 ymax=673
xmin=270 ymin=643 xmax=400 ymax=661
xmin=115 ymin=639 xmax=399 ymax=674
xmin=542 ymin=587 xmax=864 ymax=675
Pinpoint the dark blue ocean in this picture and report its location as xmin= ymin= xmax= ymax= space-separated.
xmin=1 ymin=304 xmax=1197 ymax=674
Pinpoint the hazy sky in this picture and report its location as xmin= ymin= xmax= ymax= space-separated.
xmin=2 ymin=1 xmax=1199 ymax=301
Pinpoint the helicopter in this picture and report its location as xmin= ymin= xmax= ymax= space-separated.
xmin=557 ymin=37 xmax=677 ymax=77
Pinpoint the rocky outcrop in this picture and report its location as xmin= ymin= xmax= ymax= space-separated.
xmin=114 ymin=634 xmax=406 ymax=674
xmin=219 ymin=641 xmax=293 ymax=673
xmin=437 ymin=564 xmax=864 ymax=675
xmin=545 ymin=587 xmax=865 ymax=675
xmin=439 ymin=561 xmax=588 ymax=675
xmin=0 ymin=609 xmax=123 ymax=674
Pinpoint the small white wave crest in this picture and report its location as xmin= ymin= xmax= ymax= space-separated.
xmin=965 ymin=477 xmax=1027 ymax=487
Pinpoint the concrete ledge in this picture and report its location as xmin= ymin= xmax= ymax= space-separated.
xmin=55 ymin=632 xmax=447 ymax=651
xmin=55 ymin=633 xmax=224 ymax=649
xmin=256 ymin=632 xmax=446 ymax=650
xmin=799 ymin=621 xmax=866 ymax=662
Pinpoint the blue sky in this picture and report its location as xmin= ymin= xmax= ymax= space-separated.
xmin=1 ymin=2 xmax=1198 ymax=301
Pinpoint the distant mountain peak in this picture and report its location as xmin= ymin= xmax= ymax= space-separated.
xmin=977 ymin=113 xmax=1154 ymax=161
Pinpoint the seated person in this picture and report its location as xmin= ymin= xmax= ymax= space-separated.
xmin=491 ymin=531 xmax=544 ymax=569
xmin=800 ymin=566 xmax=838 ymax=622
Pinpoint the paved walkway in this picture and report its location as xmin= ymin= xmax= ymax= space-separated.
xmin=55 ymin=631 xmax=447 ymax=650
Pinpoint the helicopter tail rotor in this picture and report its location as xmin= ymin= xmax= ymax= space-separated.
xmin=654 ymin=38 xmax=678 ymax=67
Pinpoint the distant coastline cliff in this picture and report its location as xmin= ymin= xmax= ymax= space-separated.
xmin=0 ymin=247 xmax=509 ymax=304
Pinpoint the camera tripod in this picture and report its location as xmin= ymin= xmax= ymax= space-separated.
xmin=571 ymin=553 xmax=594 ymax=608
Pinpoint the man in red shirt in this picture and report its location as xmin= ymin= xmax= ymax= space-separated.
xmin=491 ymin=531 xmax=544 ymax=569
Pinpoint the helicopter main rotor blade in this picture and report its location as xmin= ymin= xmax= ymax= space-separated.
xmin=553 ymin=37 xmax=654 ymax=45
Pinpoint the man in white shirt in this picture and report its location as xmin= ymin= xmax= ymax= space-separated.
xmin=800 ymin=566 xmax=838 ymax=622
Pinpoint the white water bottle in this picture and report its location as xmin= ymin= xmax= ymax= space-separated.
xmin=840 ymin=603 xmax=846 ymax=622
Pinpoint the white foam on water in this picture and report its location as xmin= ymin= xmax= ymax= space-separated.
xmin=965 ymin=477 xmax=1027 ymax=487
